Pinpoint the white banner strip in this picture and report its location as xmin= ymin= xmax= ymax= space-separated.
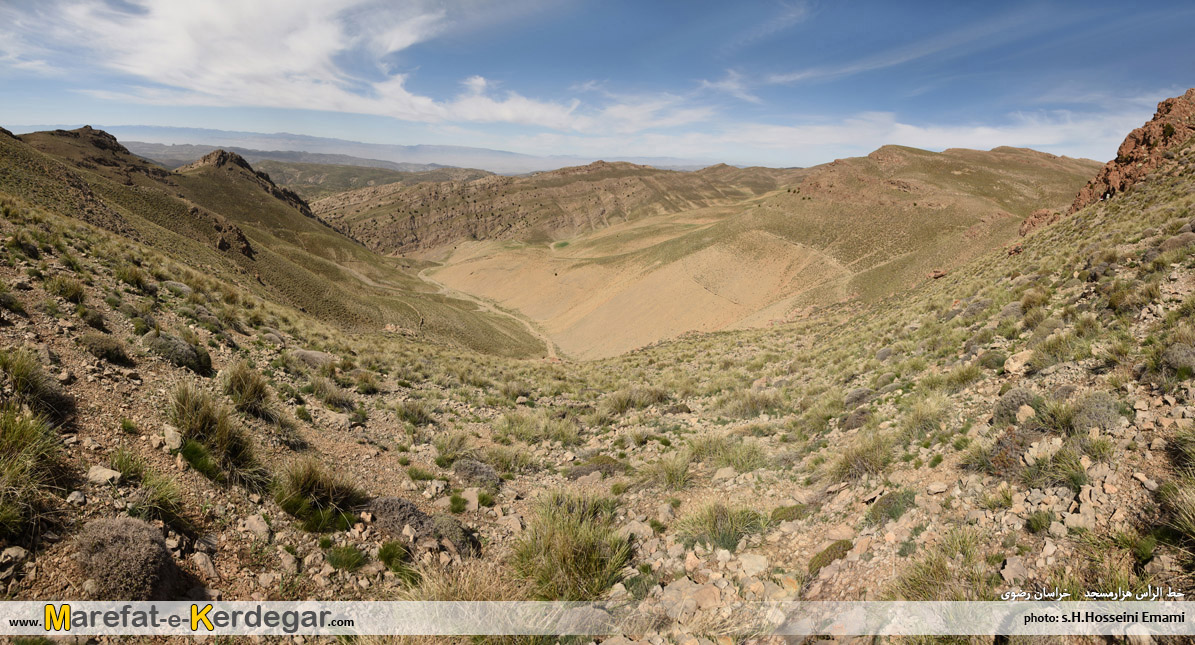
xmin=1 ymin=601 xmax=1193 ymax=636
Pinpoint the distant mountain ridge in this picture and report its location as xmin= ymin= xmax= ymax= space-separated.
xmin=8 ymin=125 xmax=716 ymax=174
xmin=121 ymin=141 xmax=450 ymax=173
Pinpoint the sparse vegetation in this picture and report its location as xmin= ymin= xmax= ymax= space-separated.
xmin=513 ymin=491 xmax=630 ymax=600
xmin=276 ymin=458 xmax=368 ymax=532
xmin=222 ymin=360 xmax=274 ymax=420
xmin=676 ymin=503 xmax=767 ymax=551
xmin=168 ymin=382 xmax=267 ymax=489
xmin=0 ymin=347 xmax=73 ymax=421
xmin=79 ymin=331 xmax=130 ymax=364
xmin=0 ymin=406 xmax=61 ymax=539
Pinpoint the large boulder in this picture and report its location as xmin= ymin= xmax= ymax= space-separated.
xmin=1161 ymin=232 xmax=1195 ymax=254
xmin=1163 ymin=343 xmax=1195 ymax=374
xmin=143 ymin=331 xmax=211 ymax=375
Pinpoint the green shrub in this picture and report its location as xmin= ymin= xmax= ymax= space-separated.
xmin=169 ymin=382 xmax=267 ymax=489
xmin=433 ymin=431 xmax=472 ymax=466
xmin=115 ymin=264 xmax=151 ymax=292
xmin=718 ymin=389 xmax=782 ymax=418
xmin=902 ymin=394 xmax=949 ymax=439
xmin=676 ymin=504 xmax=767 ymax=552
xmin=866 ymin=489 xmax=916 ymax=526
xmin=179 ymin=440 xmax=221 ymax=481
xmin=76 ymin=305 xmax=105 ymax=331
xmin=688 ymin=434 xmax=768 ymax=471
xmin=377 ymin=541 xmax=420 ymax=585
xmin=355 ymin=372 xmax=380 ymax=395
xmin=1026 ymin=510 xmax=1054 ymax=534
xmin=109 ymin=447 xmax=146 ymax=483
xmin=0 ymin=348 xmax=73 ymax=421
xmin=222 ymin=360 xmax=273 ymax=420
xmin=407 ymin=466 xmax=435 ymax=481
xmin=0 ymin=406 xmax=61 ymax=539
xmin=831 ymin=432 xmax=892 ymax=480
xmin=600 ymin=386 xmax=669 ymax=416
xmin=771 ymin=504 xmax=812 ymax=522
xmin=45 ymin=275 xmax=85 ymax=303
xmin=808 ymin=540 xmax=852 ymax=577
xmin=276 ymin=458 xmax=368 ymax=532
xmin=482 ymin=446 xmax=539 ymax=474
xmin=128 ymin=470 xmax=184 ymax=525
xmin=326 ymin=546 xmax=366 ymax=571
xmin=513 ymin=491 xmax=629 ymax=600
xmin=395 ymin=400 xmax=434 ymax=426
xmin=311 ymin=377 xmax=354 ymax=411
xmin=639 ymin=451 xmax=692 ymax=490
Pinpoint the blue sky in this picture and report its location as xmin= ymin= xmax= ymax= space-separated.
xmin=0 ymin=0 xmax=1191 ymax=166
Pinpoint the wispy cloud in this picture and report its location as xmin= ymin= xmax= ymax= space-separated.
xmin=0 ymin=0 xmax=714 ymax=134
xmin=766 ymin=9 xmax=1042 ymax=85
xmin=698 ymin=70 xmax=761 ymax=103
xmin=720 ymin=1 xmax=810 ymax=56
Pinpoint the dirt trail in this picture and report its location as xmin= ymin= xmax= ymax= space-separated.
xmin=417 ymin=266 xmax=560 ymax=360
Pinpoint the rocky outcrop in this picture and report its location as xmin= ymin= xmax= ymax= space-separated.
xmin=1070 ymin=89 xmax=1195 ymax=214
xmin=1019 ymin=208 xmax=1060 ymax=236
xmin=186 ymin=206 xmax=254 ymax=259
xmin=180 ymin=150 xmax=315 ymax=219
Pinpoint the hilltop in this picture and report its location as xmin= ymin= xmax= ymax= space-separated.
xmin=1 ymin=92 xmax=1194 ymax=639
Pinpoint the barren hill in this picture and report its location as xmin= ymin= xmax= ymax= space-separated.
xmin=412 ymin=146 xmax=1100 ymax=358
xmin=312 ymin=160 xmax=808 ymax=255
xmin=252 ymin=160 xmax=492 ymax=201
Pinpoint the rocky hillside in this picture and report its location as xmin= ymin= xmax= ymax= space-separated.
xmin=1 ymin=92 xmax=1194 ymax=641
xmin=1 ymin=127 xmax=545 ymax=357
xmin=312 ymin=160 xmax=807 ymax=255
xmin=252 ymin=160 xmax=492 ymax=201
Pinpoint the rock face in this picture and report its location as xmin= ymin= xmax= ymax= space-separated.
xmin=1069 ymin=89 xmax=1195 ymax=214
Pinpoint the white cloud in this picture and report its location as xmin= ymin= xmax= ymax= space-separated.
xmin=0 ymin=0 xmax=721 ymax=135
